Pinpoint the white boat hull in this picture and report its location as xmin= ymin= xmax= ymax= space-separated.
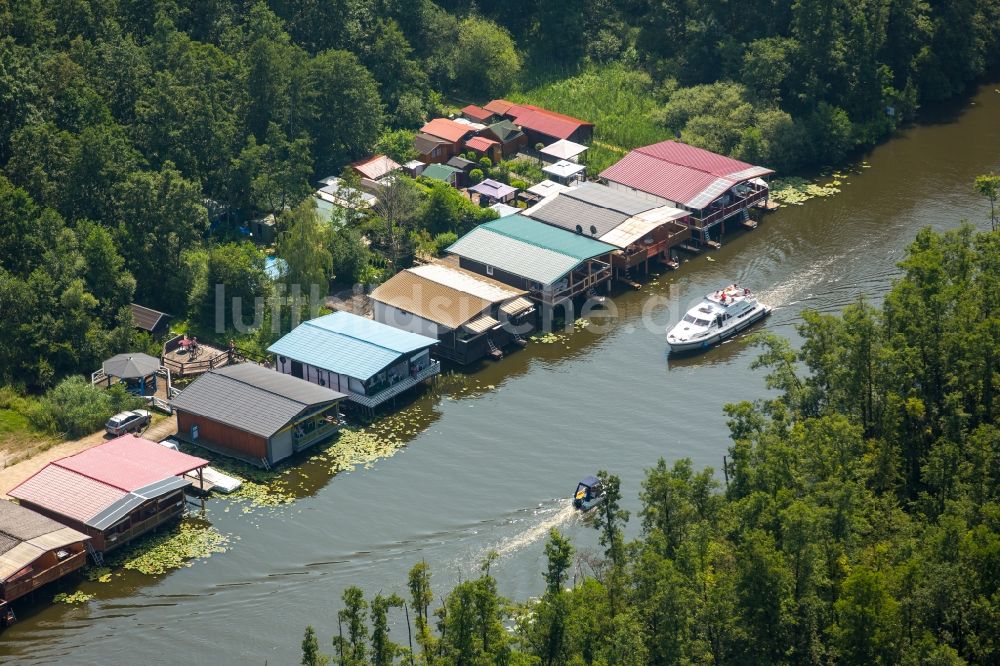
xmin=667 ymin=305 xmax=771 ymax=353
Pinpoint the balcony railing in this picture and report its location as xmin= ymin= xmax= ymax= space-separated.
xmin=2 ymin=550 xmax=88 ymax=601
xmin=531 ymin=263 xmax=612 ymax=305
xmin=695 ymin=188 xmax=768 ymax=228
xmin=350 ymin=361 xmax=442 ymax=408
xmin=293 ymin=419 xmax=342 ymax=452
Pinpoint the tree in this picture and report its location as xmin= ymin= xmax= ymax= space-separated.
xmin=334 ymin=586 xmax=369 ymax=666
xmin=202 ymin=242 xmax=270 ymax=332
xmin=369 ymin=593 xmax=404 ymax=666
xmin=452 ymin=17 xmax=521 ymax=98
xmin=408 ymin=561 xmax=435 ymax=660
xmin=277 ymin=200 xmax=333 ymax=296
xmin=974 ymin=173 xmax=999 ymax=230
xmin=543 ymin=529 xmax=574 ymax=596
xmin=831 ymin=567 xmax=901 ymax=665
xmin=592 ymin=471 xmax=628 ymax=569
xmin=301 ymin=625 xmax=328 ymax=666
xmin=373 ymin=175 xmax=422 ymax=268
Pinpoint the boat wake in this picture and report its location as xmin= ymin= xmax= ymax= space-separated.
xmin=488 ymin=499 xmax=577 ymax=559
xmin=754 ymin=253 xmax=846 ymax=310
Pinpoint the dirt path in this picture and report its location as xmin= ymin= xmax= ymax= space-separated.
xmin=0 ymin=414 xmax=177 ymax=499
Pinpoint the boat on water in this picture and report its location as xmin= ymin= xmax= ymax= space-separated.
xmin=573 ymin=476 xmax=604 ymax=511
xmin=666 ymin=284 xmax=771 ymax=353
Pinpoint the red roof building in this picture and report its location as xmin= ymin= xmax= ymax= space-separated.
xmin=483 ymin=99 xmax=516 ymax=115
xmin=420 ymin=118 xmax=473 ymax=144
xmin=483 ymin=101 xmax=594 ymax=144
xmin=349 ymin=154 xmax=401 ymax=182
xmin=600 ymin=141 xmax=774 ymax=244
xmin=9 ymin=435 xmax=208 ymax=553
xmin=461 ymin=105 xmax=494 ymax=123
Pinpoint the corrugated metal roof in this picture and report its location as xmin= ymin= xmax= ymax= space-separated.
xmin=421 ymin=163 xmax=461 ymax=182
xmin=56 ymin=435 xmax=207 ymax=492
xmin=507 ymin=105 xmax=593 ymax=140
xmin=447 ymin=228 xmax=581 ymax=285
xmin=462 ymin=313 xmax=500 ymax=334
xmin=0 ymin=500 xmax=85 ymax=555
xmin=461 ymin=104 xmax=494 ymax=122
xmin=414 ymin=132 xmax=449 ymax=155
xmin=484 ymin=99 xmax=515 ymax=115
xmin=409 ymin=263 xmax=526 ymax=302
xmin=469 ymin=179 xmax=517 ymax=199
xmin=130 ymin=303 xmax=169 ymax=332
xmin=500 ymin=296 xmax=534 ymax=316
xmin=88 ymin=477 xmax=190 ymax=531
xmin=527 ymin=195 xmax=629 ymax=239
xmin=371 ymin=271 xmax=492 ymax=330
xmin=464 ymin=136 xmax=499 ymax=152
xmin=484 ymin=120 xmax=523 ymax=142
xmin=350 ymin=155 xmax=400 ymax=180
xmin=483 ymin=215 xmax=616 ymax=261
xmin=170 ymin=365 xmax=345 ymax=439
xmin=420 ymin=118 xmax=470 ymax=143
xmin=563 ymin=182 xmax=657 ymax=216
xmin=267 ymin=311 xmax=438 ymax=381
xmin=599 ymin=140 xmax=774 ymax=209
xmin=600 ymin=207 xmax=690 ymax=249
xmin=9 ymin=465 xmax=127 ymax=525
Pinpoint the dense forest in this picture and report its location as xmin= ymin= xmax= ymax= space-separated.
xmin=301 ymin=223 xmax=1000 ymax=665
xmin=1 ymin=0 xmax=999 ymax=388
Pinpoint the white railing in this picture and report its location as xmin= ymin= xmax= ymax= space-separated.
xmin=349 ymin=361 xmax=442 ymax=408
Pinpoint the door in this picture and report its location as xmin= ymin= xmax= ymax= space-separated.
xmin=290 ymin=361 xmax=304 ymax=379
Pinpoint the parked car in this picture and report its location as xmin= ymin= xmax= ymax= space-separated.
xmin=105 ymin=410 xmax=151 ymax=436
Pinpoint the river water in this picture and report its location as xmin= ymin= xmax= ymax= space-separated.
xmin=3 ymin=85 xmax=999 ymax=664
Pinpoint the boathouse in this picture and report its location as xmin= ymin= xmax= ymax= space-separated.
xmin=599 ymin=140 xmax=773 ymax=245
xmin=446 ymin=215 xmax=615 ymax=311
xmin=0 ymin=501 xmax=90 ymax=604
xmin=170 ymin=364 xmax=346 ymax=467
xmin=371 ymin=263 xmax=535 ymax=364
xmin=525 ymin=182 xmax=691 ymax=278
xmin=268 ymin=311 xmax=440 ymax=410
xmin=9 ymin=436 xmax=208 ymax=553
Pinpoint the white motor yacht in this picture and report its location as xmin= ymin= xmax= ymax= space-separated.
xmin=666 ymin=284 xmax=771 ymax=353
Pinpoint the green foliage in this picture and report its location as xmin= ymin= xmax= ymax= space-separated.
xmin=452 ymin=17 xmax=521 ymax=98
xmin=277 ymin=199 xmax=333 ymax=292
xmin=374 ymin=129 xmax=418 ymax=164
xmin=301 ymin=626 xmax=328 ymax=666
xmin=33 ymin=376 xmax=145 ymax=438
xmin=201 ymin=241 xmax=270 ymax=331
xmin=468 ymin=168 xmax=484 ymax=184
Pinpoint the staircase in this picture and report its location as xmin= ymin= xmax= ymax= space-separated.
xmin=486 ymin=337 xmax=503 ymax=360
xmin=513 ymin=332 xmax=528 ymax=347
xmin=260 ymin=458 xmax=272 ymax=471
xmin=86 ymin=541 xmax=104 ymax=566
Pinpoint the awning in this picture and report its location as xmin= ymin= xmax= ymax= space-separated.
xmin=462 ymin=314 xmax=501 ymax=335
xmin=500 ymin=296 xmax=534 ymax=317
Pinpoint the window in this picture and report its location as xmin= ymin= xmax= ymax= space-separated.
xmin=486 ymin=265 xmax=494 ymax=276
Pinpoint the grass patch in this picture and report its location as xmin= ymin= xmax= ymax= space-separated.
xmin=512 ymin=64 xmax=674 ymax=174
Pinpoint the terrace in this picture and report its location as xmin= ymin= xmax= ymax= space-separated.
xmin=692 ymin=183 xmax=769 ymax=229
xmin=532 ymin=260 xmax=612 ymax=306
xmin=353 ymin=361 xmax=442 ymax=409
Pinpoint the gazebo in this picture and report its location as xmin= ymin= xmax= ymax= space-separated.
xmin=100 ymin=353 xmax=163 ymax=395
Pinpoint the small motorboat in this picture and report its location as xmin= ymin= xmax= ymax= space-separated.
xmin=586 ymin=287 xmax=607 ymax=306
xmin=666 ymin=284 xmax=772 ymax=353
xmin=573 ymin=475 xmax=604 ymax=511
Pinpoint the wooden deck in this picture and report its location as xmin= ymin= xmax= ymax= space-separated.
xmin=162 ymin=343 xmax=232 ymax=377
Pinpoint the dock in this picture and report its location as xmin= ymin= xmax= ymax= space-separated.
xmin=677 ymin=243 xmax=702 ymax=254
xmin=741 ymin=219 xmax=758 ymax=230
xmin=705 ymin=240 xmax=722 ymax=250
xmin=616 ymin=276 xmax=643 ymax=289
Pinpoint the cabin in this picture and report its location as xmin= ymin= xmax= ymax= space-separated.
xmin=485 ymin=100 xmax=595 ymax=146
xmin=349 ymin=155 xmax=401 ymax=192
xmin=0 ymin=501 xmax=89 ymax=605
xmin=446 ymin=156 xmax=478 ymax=187
xmin=461 ymin=104 xmax=495 ymax=124
xmin=170 ymin=364 xmax=347 ymax=468
xmin=480 ymin=120 xmax=528 ymax=158
xmin=268 ymin=311 xmax=440 ymax=410
xmin=446 ymin=215 xmax=615 ymax=312
xmin=9 ymin=436 xmax=208 ymax=554
xmin=315 ymin=177 xmax=378 ymax=211
xmin=469 ymin=179 xmax=518 ymax=207
xmin=371 ymin=263 xmax=535 ymax=364
xmin=525 ymin=182 xmax=692 ymax=278
xmin=421 ymin=163 xmax=462 ymax=188
xmin=130 ymin=303 xmax=171 ymax=337
xmin=463 ymin=136 xmax=502 ymax=165
xmin=247 ymin=213 xmax=277 ymax=244
xmin=599 ymin=141 xmax=774 ymax=245
xmin=416 ymin=119 xmax=473 ymax=164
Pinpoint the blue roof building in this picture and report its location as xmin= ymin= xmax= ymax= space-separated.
xmin=267 ymin=311 xmax=440 ymax=410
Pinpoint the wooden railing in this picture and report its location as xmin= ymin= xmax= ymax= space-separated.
xmin=161 ymin=349 xmax=230 ymax=377
xmin=696 ymin=188 xmax=768 ymax=228
xmin=533 ymin=263 xmax=612 ymax=305
xmin=105 ymin=504 xmax=184 ymax=552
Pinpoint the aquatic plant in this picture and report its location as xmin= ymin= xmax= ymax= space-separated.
xmin=53 ymin=591 xmax=94 ymax=604
xmin=108 ymin=522 xmax=230 ymax=575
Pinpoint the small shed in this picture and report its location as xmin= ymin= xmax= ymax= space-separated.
xmin=469 ymin=179 xmax=518 ymax=206
xmin=463 ymin=136 xmax=502 ymax=164
xmin=543 ymin=160 xmax=587 ymax=186
xmin=461 ymin=104 xmax=495 ymax=124
xmin=421 ymin=163 xmax=462 ymax=187
xmin=247 ymin=213 xmax=276 ymax=244
xmin=0 ymin=501 xmax=90 ymax=604
xmin=540 ymin=139 xmax=588 ymax=163
xmin=403 ymin=160 xmax=426 ymax=177
xmin=170 ymin=364 xmax=347 ymax=467
xmin=130 ymin=303 xmax=171 ymax=336
xmin=101 ymin=352 xmax=162 ymax=395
